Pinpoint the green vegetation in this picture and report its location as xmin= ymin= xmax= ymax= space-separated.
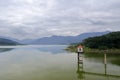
xmin=83 ymin=31 xmax=120 ymax=49
xmin=66 ymin=31 xmax=120 ymax=54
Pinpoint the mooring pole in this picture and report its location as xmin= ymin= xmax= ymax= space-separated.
xmin=104 ymin=53 xmax=107 ymax=75
xmin=77 ymin=52 xmax=80 ymax=63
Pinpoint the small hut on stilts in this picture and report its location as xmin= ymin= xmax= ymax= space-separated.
xmin=77 ymin=45 xmax=84 ymax=53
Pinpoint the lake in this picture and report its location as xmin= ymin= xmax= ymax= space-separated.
xmin=0 ymin=45 xmax=120 ymax=80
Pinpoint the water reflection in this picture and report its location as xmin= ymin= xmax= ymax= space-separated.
xmin=0 ymin=45 xmax=67 ymax=54
xmin=84 ymin=52 xmax=120 ymax=66
xmin=35 ymin=45 xmax=67 ymax=54
xmin=77 ymin=53 xmax=120 ymax=80
xmin=0 ymin=45 xmax=119 ymax=80
xmin=0 ymin=48 xmax=13 ymax=53
xmin=104 ymin=53 xmax=107 ymax=75
xmin=0 ymin=46 xmax=76 ymax=80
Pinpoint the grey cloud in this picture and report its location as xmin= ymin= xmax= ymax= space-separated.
xmin=0 ymin=0 xmax=120 ymax=39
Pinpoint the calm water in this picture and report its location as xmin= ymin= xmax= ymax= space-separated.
xmin=0 ymin=45 xmax=120 ymax=80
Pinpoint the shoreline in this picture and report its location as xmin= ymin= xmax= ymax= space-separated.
xmin=65 ymin=46 xmax=120 ymax=54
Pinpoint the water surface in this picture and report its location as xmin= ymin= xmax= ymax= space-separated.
xmin=0 ymin=45 xmax=120 ymax=80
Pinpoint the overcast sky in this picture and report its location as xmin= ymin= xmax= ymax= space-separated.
xmin=0 ymin=0 xmax=120 ymax=39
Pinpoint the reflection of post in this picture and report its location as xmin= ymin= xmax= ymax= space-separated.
xmin=77 ymin=53 xmax=85 ymax=80
xmin=104 ymin=53 xmax=107 ymax=75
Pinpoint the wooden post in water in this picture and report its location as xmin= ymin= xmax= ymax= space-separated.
xmin=77 ymin=45 xmax=85 ymax=79
xmin=77 ymin=53 xmax=83 ymax=63
xmin=104 ymin=53 xmax=107 ymax=64
xmin=104 ymin=53 xmax=107 ymax=75
xmin=77 ymin=52 xmax=80 ymax=64
xmin=77 ymin=52 xmax=84 ymax=80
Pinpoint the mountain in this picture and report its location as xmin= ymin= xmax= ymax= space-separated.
xmin=0 ymin=31 xmax=110 ymax=45
xmin=28 ymin=31 xmax=110 ymax=45
xmin=0 ymin=38 xmax=19 ymax=46
xmin=83 ymin=31 xmax=120 ymax=49
xmin=20 ymin=39 xmax=36 ymax=44
xmin=0 ymin=36 xmax=20 ymax=42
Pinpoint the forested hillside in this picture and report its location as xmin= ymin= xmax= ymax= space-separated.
xmin=0 ymin=38 xmax=19 ymax=46
xmin=83 ymin=31 xmax=120 ymax=49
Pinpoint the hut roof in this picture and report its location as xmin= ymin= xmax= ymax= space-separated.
xmin=77 ymin=45 xmax=83 ymax=48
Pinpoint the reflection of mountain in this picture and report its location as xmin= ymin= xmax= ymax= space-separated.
xmin=77 ymin=53 xmax=120 ymax=80
xmin=111 ymin=59 xmax=120 ymax=66
xmin=0 ymin=48 xmax=13 ymax=53
xmin=84 ymin=53 xmax=120 ymax=66
xmin=35 ymin=45 xmax=67 ymax=54
xmin=107 ymin=54 xmax=120 ymax=66
xmin=110 ymin=58 xmax=120 ymax=66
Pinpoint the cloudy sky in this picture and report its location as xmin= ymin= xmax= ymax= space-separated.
xmin=0 ymin=0 xmax=120 ymax=39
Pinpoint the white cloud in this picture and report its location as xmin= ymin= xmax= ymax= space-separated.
xmin=0 ymin=0 xmax=120 ymax=39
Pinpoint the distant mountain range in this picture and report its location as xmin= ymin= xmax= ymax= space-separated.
xmin=0 ymin=38 xmax=19 ymax=46
xmin=0 ymin=31 xmax=110 ymax=45
xmin=29 ymin=31 xmax=110 ymax=45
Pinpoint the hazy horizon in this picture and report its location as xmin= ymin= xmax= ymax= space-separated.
xmin=0 ymin=31 xmax=111 ymax=40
